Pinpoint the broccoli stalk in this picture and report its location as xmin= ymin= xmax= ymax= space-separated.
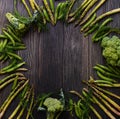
xmin=46 ymin=112 xmax=55 ymax=119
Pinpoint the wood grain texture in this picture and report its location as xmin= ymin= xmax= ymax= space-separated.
xmin=0 ymin=0 xmax=120 ymax=119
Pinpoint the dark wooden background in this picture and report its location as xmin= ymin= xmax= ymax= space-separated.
xmin=0 ymin=0 xmax=120 ymax=119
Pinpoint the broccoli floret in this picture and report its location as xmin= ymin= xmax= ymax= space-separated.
xmin=101 ymin=36 xmax=120 ymax=66
xmin=43 ymin=97 xmax=64 ymax=119
xmin=101 ymin=36 xmax=110 ymax=47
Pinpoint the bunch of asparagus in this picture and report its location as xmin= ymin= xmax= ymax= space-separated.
xmin=0 ymin=73 xmax=34 ymax=119
xmin=71 ymin=75 xmax=120 ymax=119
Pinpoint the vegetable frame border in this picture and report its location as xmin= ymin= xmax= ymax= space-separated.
xmin=0 ymin=0 xmax=120 ymax=119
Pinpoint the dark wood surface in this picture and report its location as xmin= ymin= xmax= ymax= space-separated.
xmin=0 ymin=0 xmax=120 ymax=119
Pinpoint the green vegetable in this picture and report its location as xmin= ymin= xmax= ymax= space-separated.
xmin=22 ymin=0 xmax=32 ymax=17
xmin=0 ymin=80 xmax=28 ymax=118
xmin=101 ymin=36 xmax=120 ymax=66
xmin=87 ymin=8 xmax=120 ymax=30
xmin=80 ymin=0 xmax=107 ymax=25
xmin=81 ymin=13 xmax=97 ymax=32
xmin=79 ymin=0 xmax=98 ymax=22
xmin=43 ymin=0 xmax=55 ymax=25
xmin=43 ymin=97 xmax=64 ymax=119
xmin=6 ymin=13 xmax=25 ymax=30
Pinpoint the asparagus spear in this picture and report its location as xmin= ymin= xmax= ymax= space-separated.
xmin=0 ymin=73 xmax=24 ymax=85
xmin=90 ymin=84 xmax=120 ymax=111
xmin=68 ymin=0 xmax=92 ymax=23
xmin=16 ymin=88 xmax=31 ymax=119
xmin=66 ymin=0 xmax=76 ymax=21
xmin=94 ymin=85 xmax=120 ymax=100
xmin=83 ymin=89 xmax=116 ymax=119
xmin=86 ymin=8 xmax=120 ymax=31
xmin=8 ymin=87 xmax=29 ymax=119
xmin=22 ymin=0 xmax=32 ymax=17
xmin=89 ymin=105 xmax=102 ymax=119
xmin=0 ymin=80 xmax=28 ymax=118
xmin=76 ymin=0 xmax=98 ymax=25
xmin=0 ymin=76 xmax=26 ymax=90
xmin=93 ymin=90 xmax=120 ymax=116
xmin=80 ymin=0 xmax=107 ymax=25
xmin=96 ymin=83 xmax=120 ymax=87
xmin=26 ymin=88 xmax=34 ymax=119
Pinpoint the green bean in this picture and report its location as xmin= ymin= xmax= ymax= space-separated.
xmin=6 ymin=45 xmax=26 ymax=50
xmin=84 ymin=24 xmax=99 ymax=37
xmin=92 ymin=26 xmax=110 ymax=41
xmin=96 ymin=64 xmax=112 ymax=73
xmin=81 ymin=13 xmax=97 ymax=32
xmin=1 ymin=59 xmax=17 ymax=71
xmin=0 ymin=34 xmax=8 ymax=39
xmin=43 ymin=8 xmax=50 ymax=22
xmin=0 ymin=40 xmax=4 ymax=51
xmin=74 ymin=102 xmax=82 ymax=118
xmin=55 ymin=3 xmax=61 ymax=23
xmin=7 ymin=27 xmax=21 ymax=42
xmin=2 ymin=30 xmax=15 ymax=46
xmin=7 ymin=52 xmax=22 ymax=60
xmin=96 ymin=71 xmax=116 ymax=83
xmin=8 ymin=42 xmax=25 ymax=46
xmin=107 ymin=65 xmax=120 ymax=75
xmin=94 ymin=65 xmax=120 ymax=79
xmin=2 ymin=39 xmax=8 ymax=50
xmin=43 ymin=0 xmax=55 ymax=25
xmin=2 ymin=55 xmax=8 ymax=63
xmin=99 ymin=18 xmax=113 ymax=29
xmin=71 ymin=90 xmax=102 ymax=119
xmin=94 ymin=80 xmax=113 ymax=85
xmin=58 ymin=2 xmax=68 ymax=20
xmin=0 ymin=54 xmax=6 ymax=61
xmin=0 ymin=62 xmax=25 ymax=74
xmin=6 ymin=25 xmax=16 ymax=34
xmin=49 ymin=0 xmax=55 ymax=13
xmin=92 ymin=31 xmax=110 ymax=42
xmin=65 ymin=0 xmax=76 ymax=21
xmin=80 ymin=0 xmax=107 ymax=25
